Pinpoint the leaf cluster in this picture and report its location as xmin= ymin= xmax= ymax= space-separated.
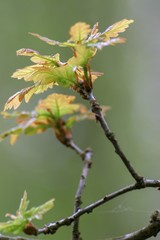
xmin=1 ymin=93 xmax=97 ymax=145
xmin=0 ymin=19 xmax=133 ymax=236
xmin=0 ymin=191 xmax=54 ymax=235
xmin=4 ymin=19 xmax=133 ymax=110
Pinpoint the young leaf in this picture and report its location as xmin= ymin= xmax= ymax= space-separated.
xmin=4 ymin=83 xmax=54 ymax=111
xmin=1 ymin=93 xmax=108 ymax=145
xmin=36 ymin=93 xmax=79 ymax=119
xmin=87 ymin=37 xmax=126 ymax=50
xmin=16 ymin=48 xmax=39 ymax=56
xmin=0 ymin=111 xmax=49 ymax=144
xmin=25 ymin=198 xmax=55 ymax=221
xmin=17 ymin=48 xmax=62 ymax=67
xmin=0 ymin=126 xmax=22 ymax=145
xmin=103 ymin=19 xmax=134 ymax=41
xmin=29 ymin=32 xmax=74 ymax=48
xmin=68 ymin=45 xmax=96 ymax=67
xmin=0 ymin=191 xmax=54 ymax=235
xmin=85 ymin=19 xmax=134 ymax=49
xmin=69 ymin=22 xmax=91 ymax=42
xmin=1 ymin=94 xmax=81 ymax=144
xmin=18 ymin=191 xmax=30 ymax=216
xmin=4 ymin=19 xmax=133 ymax=110
xmin=29 ymin=32 xmax=61 ymax=46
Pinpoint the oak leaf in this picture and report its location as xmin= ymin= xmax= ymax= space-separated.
xmin=4 ymin=83 xmax=54 ymax=110
xmin=4 ymin=19 xmax=134 ymax=110
xmin=103 ymin=19 xmax=134 ymax=41
xmin=69 ymin=22 xmax=91 ymax=42
xmin=36 ymin=94 xmax=79 ymax=119
xmin=1 ymin=93 xmax=107 ymax=144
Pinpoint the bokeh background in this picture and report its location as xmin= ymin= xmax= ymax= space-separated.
xmin=0 ymin=0 xmax=160 ymax=239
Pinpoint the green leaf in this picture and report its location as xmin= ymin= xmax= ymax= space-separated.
xmin=36 ymin=93 xmax=80 ymax=119
xmin=25 ymin=199 xmax=54 ymax=220
xmin=18 ymin=191 xmax=29 ymax=216
xmin=1 ymin=93 xmax=106 ymax=144
xmin=6 ymin=19 xmax=135 ymax=109
xmin=0 ymin=126 xmax=23 ymax=145
xmin=0 ymin=218 xmax=27 ymax=234
xmin=68 ymin=45 xmax=96 ymax=67
xmin=0 ymin=191 xmax=54 ymax=235
xmin=49 ymin=64 xmax=77 ymax=87
xmin=0 ymin=110 xmax=47 ymax=144
xmin=1 ymin=94 xmax=81 ymax=144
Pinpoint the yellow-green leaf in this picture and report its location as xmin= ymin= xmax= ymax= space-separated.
xmin=68 ymin=45 xmax=96 ymax=66
xmin=12 ymin=65 xmax=57 ymax=83
xmin=36 ymin=93 xmax=79 ymax=119
xmin=0 ymin=127 xmax=22 ymax=144
xmin=69 ymin=22 xmax=91 ymax=42
xmin=103 ymin=19 xmax=134 ymax=41
xmin=29 ymin=32 xmax=75 ymax=48
xmin=4 ymin=83 xmax=54 ymax=111
xmin=29 ymin=32 xmax=61 ymax=46
xmin=16 ymin=48 xmax=62 ymax=66
xmin=16 ymin=48 xmax=39 ymax=56
xmin=31 ymin=53 xmax=61 ymax=65
xmin=85 ymin=19 xmax=134 ymax=50
xmin=0 ymin=191 xmax=54 ymax=234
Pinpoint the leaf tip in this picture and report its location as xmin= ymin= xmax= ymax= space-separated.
xmin=16 ymin=48 xmax=39 ymax=56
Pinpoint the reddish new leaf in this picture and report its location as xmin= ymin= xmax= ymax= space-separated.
xmin=4 ymin=83 xmax=54 ymax=111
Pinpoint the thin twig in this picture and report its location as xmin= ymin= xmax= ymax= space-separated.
xmin=68 ymin=140 xmax=84 ymax=156
xmin=0 ymin=235 xmax=35 ymax=240
xmin=113 ymin=210 xmax=160 ymax=240
xmin=87 ymin=91 xmax=143 ymax=183
xmin=68 ymin=141 xmax=92 ymax=240
xmin=37 ymin=179 xmax=160 ymax=236
xmin=72 ymin=148 xmax=92 ymax=240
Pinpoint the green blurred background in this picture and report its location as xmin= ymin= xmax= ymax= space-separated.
xmin=0 ymin=0 xmax=160 ymax=239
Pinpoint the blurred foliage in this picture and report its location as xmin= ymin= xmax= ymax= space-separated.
xmin=0 ymin=0 xmax=160 ymax=240
xmin=0 ymin=191 xmax=54 ymax=235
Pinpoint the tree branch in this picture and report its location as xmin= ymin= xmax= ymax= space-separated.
xmin=68 ymin=141 xmax=93 ymax=240
xmin=37 ymin=179 xmax=160 ymax=236
xmin=113 ymin=210 xmax=160 ymax=240
xmin=72 ymin=148 xmax=92 ymax=240
xmin=0 ymin=235 xmax=35 ymax=240
xmin=87 ymin=92 xmax=143 ymax=183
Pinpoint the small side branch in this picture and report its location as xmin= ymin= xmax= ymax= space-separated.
xmin=68 ymin=141 xmax=93 ymax=240
xmin=37 ymin=179 xmax=160 ymax=236
xmin=114 ymin=210 xmax=160 ymax=240
xmin=72 ymin=148 xmax=92 ymax=240
xmin=0 ymin=235 xmax=35 ymax=240
xmin=87 ymin=92 xmax=143 ymax=183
